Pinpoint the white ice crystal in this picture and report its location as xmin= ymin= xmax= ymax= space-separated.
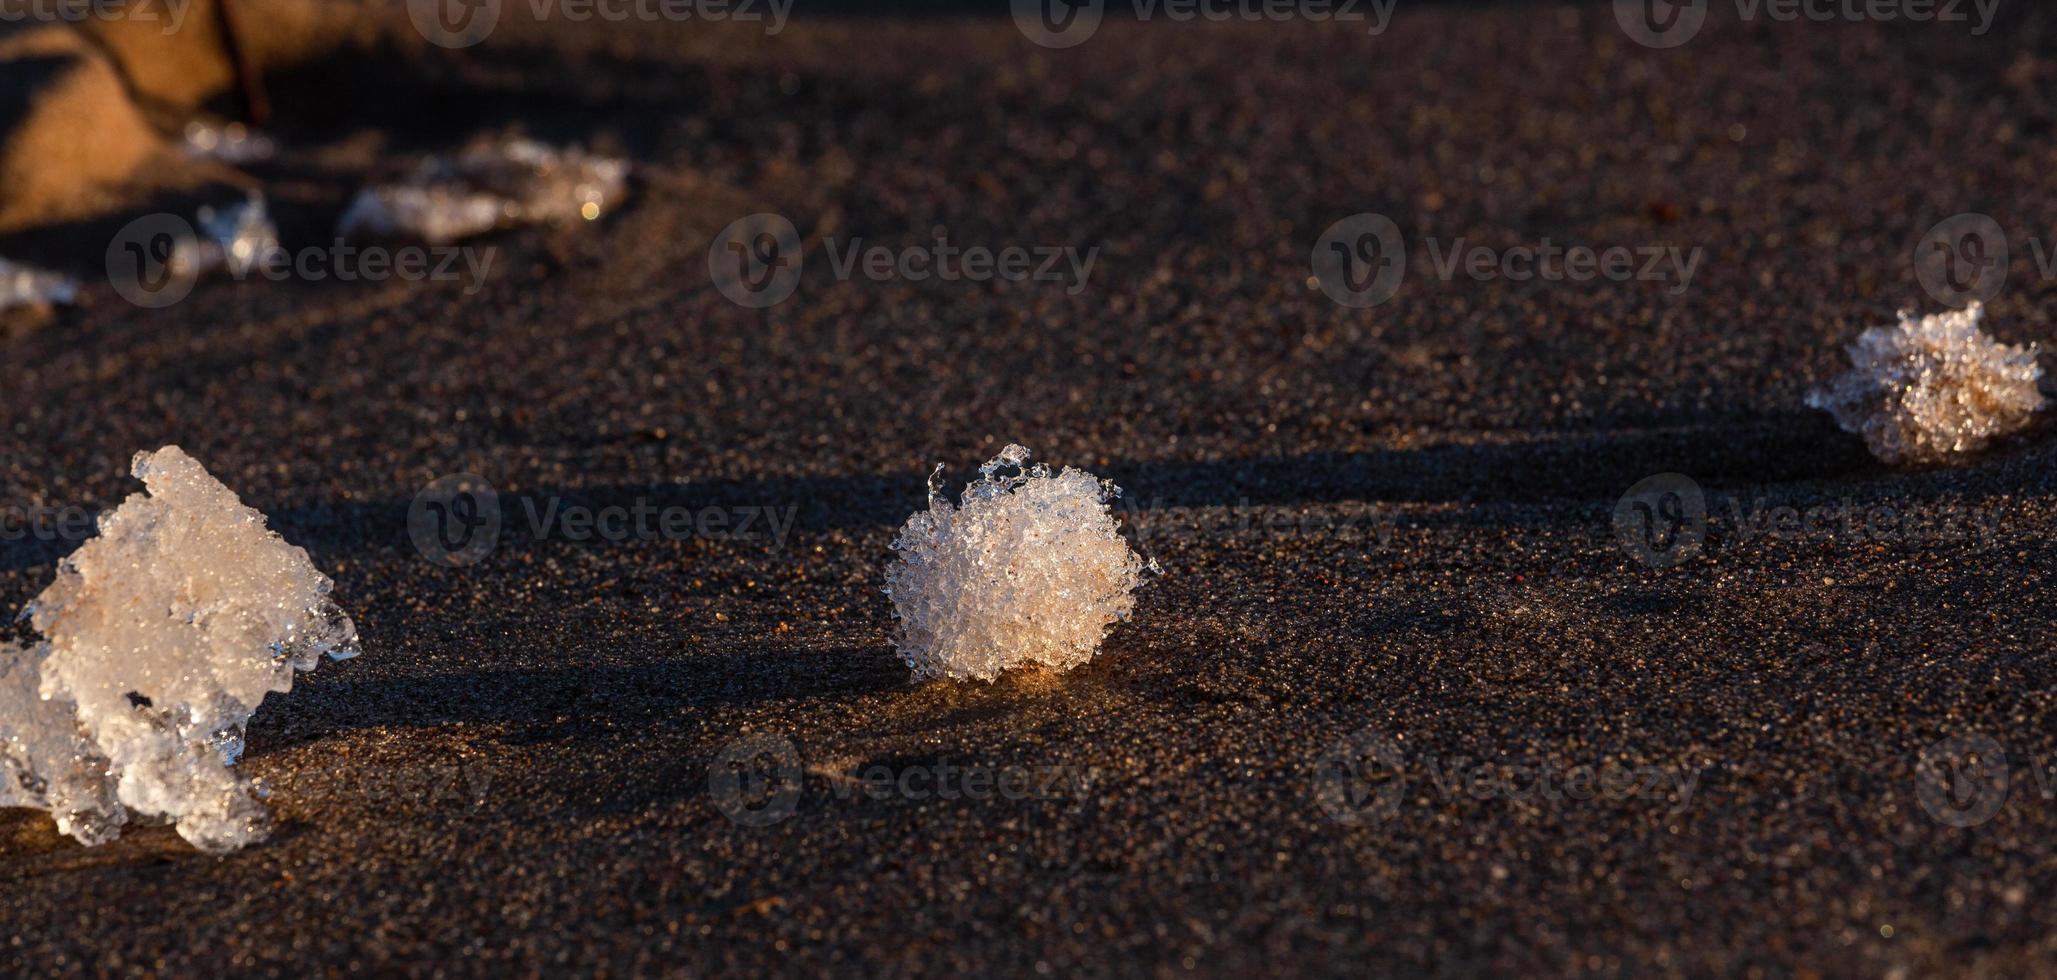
xmin=0 ymin=447 xmax=359 ymax=853
xmin=0 ymin=258 xmax=78 ymax=314
xmin=884 ymin=445 xmax=1155 ymax=682
xmin=1806 ymin=302 xmax=2045 ymax=465
xmin=338 ymin=138 xmax=629 ymax=245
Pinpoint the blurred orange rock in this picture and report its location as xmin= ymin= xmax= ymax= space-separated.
xmin=73 ymin=0 xmax=378 ymax=112
xmin=0 ymin=26 xmax=166 ymax=232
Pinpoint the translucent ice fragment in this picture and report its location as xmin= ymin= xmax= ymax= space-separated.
xmin=453 ymin=138 xmax=629 ymax=226
xmin=0 ymin=447 xmax=359 ymax=854
xmin=0 ymin=643 xmax=124 ymax=846
xmin=337 ymin=184 xmax=506 ymax=246
xmin=181 ymin=120 xmax=276 ymax=165
xmin=0 ymin=258 xmax=79 ymax=314
xmin=1806 ymin=302 xmax=2045 ymax=465
xmin=174 ymin=193 xmax=280 ymax=278
xmin=884 ymin=445 xmax=1155 ymax=682
xmin=338 ymin=138 xmax=628 ymax=245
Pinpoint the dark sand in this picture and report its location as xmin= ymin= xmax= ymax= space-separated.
xmin=3 ymin=1 xmax=2057 ymax=975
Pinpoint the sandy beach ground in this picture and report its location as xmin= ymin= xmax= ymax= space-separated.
xmin=2 ymin=1 xmax=2056 ymax=974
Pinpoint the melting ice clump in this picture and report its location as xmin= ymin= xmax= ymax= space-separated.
xmin=339 ymin=138 xmax=629 ymax=245
xmin=884 ymin=445 xmax=1154 ymax=682
xmin=1806 ymin=302 xmax=2045 ymax=465
xmin=0 ymin=447 xmax=359 ymax=854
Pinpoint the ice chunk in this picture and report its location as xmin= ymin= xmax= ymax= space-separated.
xmin=0 ymin=447 xmax=359 ymax=853
xmin=884 ymin=445 xmax=1155 ymax=682
xmin=0 ymin=643 xmax=123 ymax=846
xmin=181 ymin=120 xmax=276 ymax=165
xmin=337 ymin=184 xmax=507 ymax=246
xmin=1806 ymin=302 xmax=2045 ymax=465
xmin=174 ymin=193 xmax=280 ymax=278
xmin=0 ymin=258 xmax=78 ymax=315
xmin=338 ymin=138 xmax=629 ymax=245
xmin=453 ymin=138 xmax=629 ymax=226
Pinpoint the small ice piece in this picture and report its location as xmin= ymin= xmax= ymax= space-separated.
xmin=180 ymin=120 xmax=277 ymax=165
xmin=0 ymin=447 xmax=360 ymax=854
xmin=1806 ymin=302 xmax=2045 ymax=465
xmin=455 ymin=138 xmax=629 ymax=226
xmin=175 ymin=193 xmax=280 ymax=278
xmin=0 ymin=643 xmax=124 ymax=846
xmin=337 ymin=184 xmax=507 ymax=246
xmin=884 ymin=444 xmax=1155 ymax=682
xmin=338 ymin=138 xmax=628 ymax=245
xmin=0 ymin=258 xmax=78 ymax=314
